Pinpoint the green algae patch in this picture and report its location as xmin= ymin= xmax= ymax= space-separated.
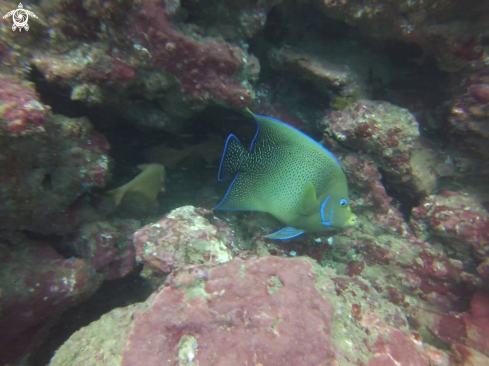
xmin=177 ymin=335 xmax=198 ymax=366
xmin=185 ymin=281 xmax=209 ymax=301
xmin=267 ymin=275 xmax=284 ymax=295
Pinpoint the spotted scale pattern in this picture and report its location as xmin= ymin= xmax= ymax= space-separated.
xmin=215 ymin=112 xmax=350 ymax=230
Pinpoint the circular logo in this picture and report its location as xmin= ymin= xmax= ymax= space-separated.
xmin=12 ymin=8 xmax=29 ymax=31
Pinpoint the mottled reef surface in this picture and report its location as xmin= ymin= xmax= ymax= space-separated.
xmin=1 ymin=0 xmax=489 ymax=365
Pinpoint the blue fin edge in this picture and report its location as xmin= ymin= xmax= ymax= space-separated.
xmin=214 ymin=172 xmax=240 ymax=210
xmin=263 ymin=226 xmax=305 ymax=240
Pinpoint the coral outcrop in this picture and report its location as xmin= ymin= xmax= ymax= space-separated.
xmin=63 ymin=219 xmax=141 ymax=280
xmin=323 ymin=100 xmax=438 ymax=198
xmin=0 ymin=233 xmax=102 ymax=365
xmin=412 ymin=191 xmax=489 ymax=281
xmin=50 ymin=256 xmax=447 ymax=365
xmin=133 ymin=206 xmax=233 ymax=286
xmin=0 ymin=75 xmax=110 ymax=233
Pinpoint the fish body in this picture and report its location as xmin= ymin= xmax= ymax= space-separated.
xmin=107 ymin=163 xmax=165 ymax=207
xmin=215 ymin=111 xmax=356 ymax=239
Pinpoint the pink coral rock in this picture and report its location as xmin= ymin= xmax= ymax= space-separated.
xmin=123 ymin=256 xmax=335 ymax=365
xmin=132 ymin=2 xmax=257 ymax=107
xmin=0 ymin=75 xmax=110 ymax=232
xmin=64 ymin=219 xmax=141 ymax=280
xmin=0 ymin=234 xmax=102 ymax=365
xmin=324 ymin=99 xmax=437 ymax=197
xmin=0 ymin=75 xmax=109 ymax=233
xmin=411 ymin=191 xmax=489 ymax=279
xmin=412 ymin=292 xmax=489 ymax=362
xmin=449 ymin=75 xmax=489 ymax=158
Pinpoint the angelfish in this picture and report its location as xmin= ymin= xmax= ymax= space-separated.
xmin=214 ymin=111 xmax=356 ymax=239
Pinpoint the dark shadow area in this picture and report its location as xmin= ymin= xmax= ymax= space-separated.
xmin=379 ymin=168 xmax=422 ymax=221
xmin=373 ymin=41 xmax=452 ymax=141
xmin=30 ymin=268 xmax=153 ymax=365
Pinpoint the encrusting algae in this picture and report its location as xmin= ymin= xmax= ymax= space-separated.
xmin=106 ymin=164 xmax=166 ymax=207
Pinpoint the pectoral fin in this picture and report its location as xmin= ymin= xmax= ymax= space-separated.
xmin=264 ymin=227 xmax=305 ymax=240
xmin=299 ymin=181 xmax=319 ymax=215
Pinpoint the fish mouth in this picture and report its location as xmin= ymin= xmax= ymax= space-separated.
xmin=346 ymin=214 xmax=357 ymax=226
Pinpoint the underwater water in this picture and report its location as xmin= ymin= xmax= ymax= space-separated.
xmin=1 ymin=0 xmax=489 ymax=364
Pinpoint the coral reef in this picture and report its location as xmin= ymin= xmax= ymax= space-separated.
xmin=269 ymin=47 xmax=368 ymax=100
xmin=50 ymin=256 xmax=447 ymax=365
xmin=0 ymin=74 xmax=110 ymax=233
xmin=0 ymin=233 xmax=102 ymax=365
xmin=412 ymin=291 xmax=489 ymax=364
xmin=133 ymin=2 xmax=258 ymax=108
xmin=310 ymin=0 xmax=489 ymax=73
xmin=449 ymin=75 xmax=489 ymax=158
xmin=412 ymin=191 xmax=489 ymax=280
xmin=19 ymin=0 xmax=260 ymax=132
xmin=323 ymin=100 xmax=439 ymax=198
xmin=133 ymin=206 xmax=234 ymax=286
xmin=63 ymin=219 xmax=141 ymax=280
xmin=0 ymin=0 xmax=488 ymax=364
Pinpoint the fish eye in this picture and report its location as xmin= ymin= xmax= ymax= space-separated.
xmin=339 ymin=198 xmax=348 ymax=207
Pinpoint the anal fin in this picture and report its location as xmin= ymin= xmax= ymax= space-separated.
xmin=263 ymin=227 xmax=305 ymax=240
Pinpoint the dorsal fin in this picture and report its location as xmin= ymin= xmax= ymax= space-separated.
xmin=218 ymin=134 xmax=247 ymax=181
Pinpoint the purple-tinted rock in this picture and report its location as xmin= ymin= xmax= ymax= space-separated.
xmin=0 ymin=234 xmax=102 ymax=365
xmin=324 ymin=99 xmax=438 ymax=196
xmin=64 ymin=219 xmax=141 ymax=280
xmin=0 ymin=75 xmax=110 ymax=233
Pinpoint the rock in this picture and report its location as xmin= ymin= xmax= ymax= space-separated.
xmin=310 ymin=0 xmax=489 ymax=73
xmin=132 ymin=2 xmax=258 ymax=108
xmin=49 ymin=257 xmax=448 ymax=365
xmin=133 ymin=206 xmax=233 ymax=286
xmin=412 ymin=292 xmax=489 ymax=360
xmin=411 ymin=191 xmax=489 ymax=279
xmin=63 ymin=219 xmax=141 ymax=280
xmin=449 ymin=76 xmax=489 ymax=158
xmin=0 ymin=234 xmax=102 ymax=365
xmin=324 ymin=100 xmax=438 ymax=197
xmin=269 ymin=47 xmax=369 ymax=99
xmin=0 ymin=75 xmax=110 ymax=233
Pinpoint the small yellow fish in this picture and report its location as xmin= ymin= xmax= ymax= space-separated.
xmin=106 ymin=164 xmax=165 ymax=207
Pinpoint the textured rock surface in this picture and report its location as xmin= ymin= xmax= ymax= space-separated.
xmin=411 ymin=191 xmax=489 ymax=280
xmin=63 ymin=219 xmax=141 ymax=280
xmin=123 ymin=257 xmax=335 ymax=365
xmin=311 ymin=0 xmax=489 ymax=73
xmin=1 ymin=0 xmax=489 ymax=364
xmin=16 ymin=0 xmax=261 ymax=132
xmin=449 ymin=76 xmax=489 ymax=158
xmin=0 ymin=75 xmax=110 ymax=232
xmin=133 ymin=206 xmax=234 ymax=285
xmin=324 ymin=100 xmax=438 ymax=197
xmin=0 ymin=233 xmax=102 ymax=365
xmin=49 ymin=257 xmax=447 ymax=365
xmin=412 ymin=292 xmax=489 ymax=363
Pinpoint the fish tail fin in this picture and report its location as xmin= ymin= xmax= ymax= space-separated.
xmin=218 ymin=134 xmax=247 ymax=181
xmin=106 ymin=187 xmax=127 ymax=207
